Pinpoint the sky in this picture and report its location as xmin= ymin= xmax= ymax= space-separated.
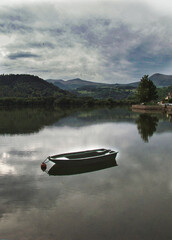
xmin=0 ymin=0 xmax=172 ymax=83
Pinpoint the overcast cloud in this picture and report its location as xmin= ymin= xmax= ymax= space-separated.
xmin=0 ymin=0 xmax=172 ymax=83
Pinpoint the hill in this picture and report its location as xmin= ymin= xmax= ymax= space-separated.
xmin=47 ymin=74 xmax=172 ymax=101
xmin=0 ymin=74 xmax=68 ymax=98
xmin=149 ymin=73 xmax=172 ymax=87
xmin=47 ymin=78 xmax=137 ymax=100
xmin=129 ymin=73 xmax=172 ymax=88
xmin=47 ymin=73 xmax=172 ymax=90
xmin=47 ymin=78 xmax=137 ymax=91
xmin=0 ymin=74 xmax=127 ymax=107
xmin=47 ymin=78 xmax=105 ymax=90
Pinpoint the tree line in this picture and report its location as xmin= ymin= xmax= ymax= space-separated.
xmin=0 ymin=74 xmax=171 ymax=107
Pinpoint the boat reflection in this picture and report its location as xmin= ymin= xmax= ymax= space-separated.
xmin=42 ymin=157 xmax=118 ymax=176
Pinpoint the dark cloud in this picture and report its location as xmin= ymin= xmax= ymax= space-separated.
xmin=4 ymin=23 xmax=32 ymax=33
xmin=48 ymin=27 xmax=66 ymax=37
xmin=8 ymin=51 xmax=40 ymax=60
xmin=1 ymin=1 xmax=172 ymax=82
xmin=127 ymin=38 xmax=172 ymax=77
xmin=28 ymin=41 xmax=55 ymax=49
xmin=0 ymin=7 xmax=34 ymax=34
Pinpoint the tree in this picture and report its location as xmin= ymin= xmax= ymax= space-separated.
xmin=137 ymin=75 xmax=158 ymax=103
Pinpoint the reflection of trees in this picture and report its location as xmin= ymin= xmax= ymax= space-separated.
xmin=0 ymin=106 xmax=137 ymax=135
xmin=0 ymin=107 xmax=76 ymax=135
xmin=136 ymin=114 xmax=159 ymax=142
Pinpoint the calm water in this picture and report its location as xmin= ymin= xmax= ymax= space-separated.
xmin=0 ymin=107 xmax=172 ymax=240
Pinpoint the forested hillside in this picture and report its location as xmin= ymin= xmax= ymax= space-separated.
xmin=72 ymin=85 xmax=136 ymax=100
xmin=0 ymin=74 xmax=67 ymax=98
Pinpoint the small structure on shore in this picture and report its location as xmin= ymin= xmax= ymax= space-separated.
xmin=165 ymin=92 xmax=172 ymax=101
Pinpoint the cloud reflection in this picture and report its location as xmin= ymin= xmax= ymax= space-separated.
xmin=0 ymin=108 xmax=172 ymax=239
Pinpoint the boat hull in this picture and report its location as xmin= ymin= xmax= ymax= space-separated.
xmin=48 ymin=157 xmax=117 ymax=175
xmin=41 ymin=148 xmax=118 ymax=175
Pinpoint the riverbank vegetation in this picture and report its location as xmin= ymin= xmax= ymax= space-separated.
xmin=0 ymin=96 xmax=137 ymax=108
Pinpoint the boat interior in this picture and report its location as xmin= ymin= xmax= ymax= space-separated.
xmin=50 ymin=148 xmax=114 ymax=160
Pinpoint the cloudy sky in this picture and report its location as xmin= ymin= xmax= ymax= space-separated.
xmin=0 ymin=0 xmax=172 ymax=83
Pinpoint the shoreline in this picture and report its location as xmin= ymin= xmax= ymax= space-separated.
xmin=132 ymin=104 xmax=172 ymax=114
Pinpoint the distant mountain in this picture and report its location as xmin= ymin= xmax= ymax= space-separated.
xmin=47 ymin=73 xmax=172 ymax=90
xmin=124 ymin=74 xmax=172 ymax=88
xmin=47 ymin=78 xmax=137 ymax=90
xmin=0 ymin=74 xmax=68 ymax=98
xmin=149 ymin=73 xmax=172 ymax=87
xmin=47 ymin=78 xmax=136 ymax=100
xmin=46 ymin=74 xmax=172 ymax=101
xmin=129 ymin=73 xmax=172 ymax=88
xmin=47 ymin=78 xmax=105 ymax=90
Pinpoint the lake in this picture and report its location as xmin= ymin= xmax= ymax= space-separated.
xmin=0 ymin=106 xmax=172 ymax=240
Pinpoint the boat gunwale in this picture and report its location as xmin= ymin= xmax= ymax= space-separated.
xmin=48 ymin=149 xmax=117 ymax=162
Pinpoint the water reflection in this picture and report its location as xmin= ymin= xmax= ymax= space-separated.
xmin=136 ymin=114 xmax=159 ymax=142
xmin=0 ymin=107 xmax=74 ymax=134
xmin=0 ymin=106 xmax=172 ymax=240
xmin=0 ymin=107 xmax=171 ymax=138
xmin=167 ymin=113 xmax=172 ymax=122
